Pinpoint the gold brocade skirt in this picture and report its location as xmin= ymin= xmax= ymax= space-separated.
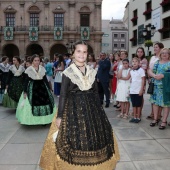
xmin=39 ymin=115 xmax=120 ymax=170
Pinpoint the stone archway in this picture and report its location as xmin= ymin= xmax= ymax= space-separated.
xmin=88 ymin=45 xmax=93 ymax=54
xmin=2 ymin=44 xmax=20 ymax=61
xmin=26 ymin=44 xmax=44 ymax=56
xmin=50 ymin=44 xmax=67 ymax=60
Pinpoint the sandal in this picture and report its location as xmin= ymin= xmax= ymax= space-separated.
xmin=159 ymin=122 xmax=167 ymax=130
xmin=117 ymin=113 xmax=123 ymax=118
xmin=146 ymin=115 xmax=154 ymax=119
xmin=123 ymin=114 xmax=128 ymax=119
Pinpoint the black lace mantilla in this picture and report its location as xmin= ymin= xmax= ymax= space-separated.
xmin=56 ymin=82 xmax=115 ymax=165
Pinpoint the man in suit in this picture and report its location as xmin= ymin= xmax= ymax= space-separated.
xmin=97 ymin=52 xmax=111 ymax=108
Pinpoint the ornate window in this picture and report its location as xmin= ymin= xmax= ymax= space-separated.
xmin=80 ymin=14 xmax=90 ymax=26
xmin=6 ymin=13 xmax=15 ymax=26
xmin=54 ymin=13 xmax=64 ymax=27
xmin=4 ymin=6 xmax=16 ymax=27
xmin=28 ymin=6 xmax=40 ymax=26
xmin=79 ymin=6 xmax=91 ymax=27
xmin=30 ymin=13 xmax=39 ymax=26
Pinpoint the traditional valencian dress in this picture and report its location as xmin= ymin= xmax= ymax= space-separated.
xmin=39 ymin=63 xmax=119 ymax=170
xmin=2 ymin=65 xmax=25 ymax=108
xmin=0 ymin=63 xmax=10 ymax=103
xmin=16 ymin=65 xmax=56 ymax=125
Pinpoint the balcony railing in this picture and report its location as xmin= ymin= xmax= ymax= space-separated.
xmin=0 ymin=25 xmax=96 ymax=32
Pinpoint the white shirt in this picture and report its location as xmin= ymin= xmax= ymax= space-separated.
xmin=149 ymin=56 xmax=159 ymax=70
xmin=130 ymin=68 xmax=145 ymax=94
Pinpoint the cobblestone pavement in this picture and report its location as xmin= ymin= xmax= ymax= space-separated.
xmin=0 ymin=94 xmax=170 ymax=170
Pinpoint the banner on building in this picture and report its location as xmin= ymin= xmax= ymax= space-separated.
xmin=54 ymin=27 xmax=63 ymax=40
xmin=152 ymin=7 xmax=161 ymax=30
xmin=29 ymin=27 xmax=38 ymax=41
xmin=138 ymin=24 xmax=144 ymax=44
xmin=81 ymin=27 xmax=90 ymax=40
xmin=4 ymin=27 xmax=13 ymax=40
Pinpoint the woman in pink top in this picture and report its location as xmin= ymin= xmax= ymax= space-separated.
xmin=147 ymin=42 xmax=164 ymax=120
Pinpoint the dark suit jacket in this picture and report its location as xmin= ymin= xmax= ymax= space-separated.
xmin=97 ymin=58 xmax=111 ymax=82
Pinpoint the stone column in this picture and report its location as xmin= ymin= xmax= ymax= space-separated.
xmin=68 ymin=1 xmax=76 ymax=31
xmin=95 ymin=3 xmax=102 ymax=31
xmin=94 ymin=37 xmax=102 ymax=58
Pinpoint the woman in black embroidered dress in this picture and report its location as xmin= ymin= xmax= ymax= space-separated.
xmin=40 ymin=41 xmax=119 ymax=170
xmin=0 ymin=56 xmax=10 ymax=103
xmin=16 ymin=54 xmax=56 ymax=125
xmin=2 ymin=56 xmax=25 ymax=108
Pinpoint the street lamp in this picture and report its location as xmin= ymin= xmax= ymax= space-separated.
xmin=142 ymin=23 xmax=156 ymax=55
xmin=142 ymin=23 xmax=156 ymax=40
xmin=66 ymin=41 xmax=74 ymax=54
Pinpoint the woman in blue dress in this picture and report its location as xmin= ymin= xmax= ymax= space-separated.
xmin=149 ymin=48 xmax=170 ymax=129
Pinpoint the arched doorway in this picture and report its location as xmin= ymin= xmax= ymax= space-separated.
xmin=2 ymin=44 xmax=20 ymax=61
xmin=88 ymin=45 xmax=93 ymax=54
xmin=50 ymin=44 xmax=67 ymax=60
xmin=26 ymin=44 xmax=44 ymax=56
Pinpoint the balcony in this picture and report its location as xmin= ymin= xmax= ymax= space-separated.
xmin=160 ymin=0 xmax=170 ymax=6
xmin=143 ymin=8 xmax=152 ymax=15
xmin=0 ymin=25 xmax=96 ymax=33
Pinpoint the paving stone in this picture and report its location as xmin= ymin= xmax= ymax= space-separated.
xmin=0 ymin=144 xmax=44 ymax=164
xmin=115 ymin=162 xmax=137 ymax=170
xmin=143 ymin=126 xmax=170 ymax=139
xmin=0 ymin=165 xmax=36 ymax=170
xmin=117 ymin=142 xmax=131 ymax=162
xmin=114 ymin=127 xmax=152 ymax=141
xmin=0 ymin=144 xmax=5 ymax=151
xmin=0 ymin=120 xmax=21 ymax=131
xmin=0 ymin=130 xmax=16 ymax=143
xmin=157 ymin=139 xmax=170 ymax=153
xmin=8 ymin=125 xmax=50 ymax=144
xmin=134 ymin=159 xmax=170 ymax=170
xmin=121 ymin=140 xmax=170 ymax=161
xmin=109 ymin=118 xmax=137 ymax=128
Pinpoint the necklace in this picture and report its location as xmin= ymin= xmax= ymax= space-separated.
xmin=74 ymin=62 xmax=85 ymax=67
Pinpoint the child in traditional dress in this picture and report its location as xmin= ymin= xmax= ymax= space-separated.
xmin=39 ymin=41 xmax=119 ymax=170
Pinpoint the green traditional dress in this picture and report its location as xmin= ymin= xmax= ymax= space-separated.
xmin=16 ymin=65 xmax=56 ymax=125
xmin=2 ymin=65 xmax=25 ymax=108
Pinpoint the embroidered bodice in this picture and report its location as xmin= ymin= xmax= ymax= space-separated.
xmin=9 ymin=65 xmax=25 ymax=76
xmin=25 ymin=65 xmax=46 ymax=80
xmin=63 ymin=63 xmax=97 ymax=91
xmin=0 ymin=63 xmax=10 ymax=72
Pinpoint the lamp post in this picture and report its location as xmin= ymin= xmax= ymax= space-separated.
xmin=66 ymin=41 xmax=74 ymax=54
xmin=142 ymin=23 xmax=156 ymax=56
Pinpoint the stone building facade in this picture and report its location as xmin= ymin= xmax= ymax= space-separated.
xmin=0 ymin=0 xmax=103 ymax=60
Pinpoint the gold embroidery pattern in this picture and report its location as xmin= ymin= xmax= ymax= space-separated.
xmin=63 ymin=64 xmax=96 ymax=91
xmin=39 ymin=114 xmax=120 ymax=170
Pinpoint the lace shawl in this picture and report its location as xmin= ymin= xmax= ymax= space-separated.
xmin=63 ymin=63 xmax=97 ymax=91
xmin=9 ymin=65 xmax=25 ymax=76
xmin=0 ymin=63 xmax=10 ymax=72
xmin=25 ymin=65 xmax=46 ymax=80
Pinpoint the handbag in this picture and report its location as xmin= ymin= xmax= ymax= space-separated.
xmin=147 ymin=61 xmax=159 ymax=95
xmin=147 ymin=79 xmax=154 ymax=94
